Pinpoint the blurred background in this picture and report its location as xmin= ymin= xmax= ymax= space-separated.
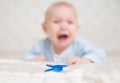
xmin=0 ymin=0 xmax=120 ymax=63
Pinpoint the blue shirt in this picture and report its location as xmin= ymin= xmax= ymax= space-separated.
xmin=23 ymin=37 xmax=106 ymax=64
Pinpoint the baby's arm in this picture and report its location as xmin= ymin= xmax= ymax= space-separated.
xmin=66 ymin=57 xmax=93 ymax=65
xmin=81 ymin=40 xmax=106 ymax=64
xmin=28 ymin=55 xmax=45 ymax=61
xmin=66 ymin=39 xmax=106 ymax=65
xmin=23 ymin=41 xmax=45 ymax=61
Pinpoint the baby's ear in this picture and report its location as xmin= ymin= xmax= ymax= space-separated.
xmin=76 ymin=24 xmax=80 ymax=34
xmin=42 ymin=23 xmax=47 ymax=33
xmin=76 ymin=24 xmax=80 ymax=30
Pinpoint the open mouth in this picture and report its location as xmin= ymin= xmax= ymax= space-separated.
xmin=57 ymin=34 xmax=68 ymax=41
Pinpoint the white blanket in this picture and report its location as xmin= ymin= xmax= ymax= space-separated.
xmin=0 ymin=59 xmax=120 ymax=83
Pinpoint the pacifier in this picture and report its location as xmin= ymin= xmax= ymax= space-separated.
xmin=45 ymin=64 xmax=67 ymax=72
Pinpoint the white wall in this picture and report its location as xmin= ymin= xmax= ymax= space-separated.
xmin=0 ymin=0 xmax=120 ymax=55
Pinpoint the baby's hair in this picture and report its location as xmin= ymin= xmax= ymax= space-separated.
xmin=44 ymin=1 xmax=77 ymax=22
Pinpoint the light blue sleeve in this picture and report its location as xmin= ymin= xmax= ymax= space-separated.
xmin=80 ymin=39 xmax=106 ymax=64
xmin=23 ymin=41 xmax=44 ymax=60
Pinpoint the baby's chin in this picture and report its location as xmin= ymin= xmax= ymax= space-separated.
xmin=56 ymin=38 xmax=72 ymax=48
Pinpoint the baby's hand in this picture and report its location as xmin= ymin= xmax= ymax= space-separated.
xmin=29 ymin=55 xmax=45 ymax=62
xmin=66 ymin=57 xmax=93 ymax=65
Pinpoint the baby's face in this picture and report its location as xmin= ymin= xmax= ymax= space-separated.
xmin=43 ymin=6 xmax=79 ymax=48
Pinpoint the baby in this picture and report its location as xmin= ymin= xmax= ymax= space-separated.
xmin=24 ymin=1 xmax=106 ymax=65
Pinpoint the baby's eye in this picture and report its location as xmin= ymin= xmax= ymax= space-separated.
xmin=68 ymin=21 xmax=74 ymax=24
xmin=53 ymin=21 xmax=60 ymax=23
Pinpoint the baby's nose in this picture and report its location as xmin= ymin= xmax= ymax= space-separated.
xmin=60 ymin=22 xmax=68 ymax=30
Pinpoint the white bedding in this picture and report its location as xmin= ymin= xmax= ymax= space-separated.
xmin=0 ymin=59 xmax=120 ymax=83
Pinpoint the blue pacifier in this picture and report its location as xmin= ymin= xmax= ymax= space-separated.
xmin=45 ymin=64 xmax=67 ymax=72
